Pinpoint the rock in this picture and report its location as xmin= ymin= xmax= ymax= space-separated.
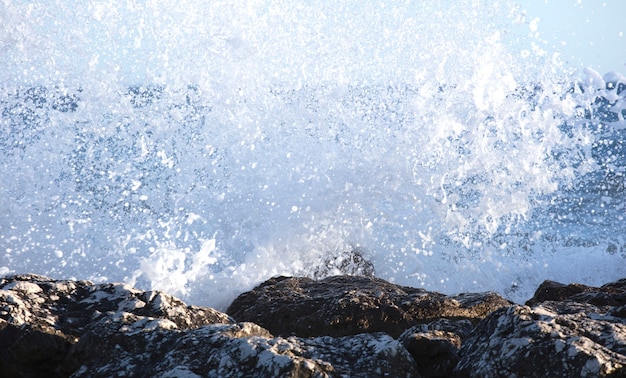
xmin=3 ymin=273 xmax=626 ymax=377
xmin=457 ymin=278 xmax=626 ymax=377
xmin=62 ymin=314 xmax=419 ymax=377
xmin=0 ymin=273 xmax=233 ymax=377
xmin=0 ymin=273 xmax=419 ymax=377
xmin=0 ymin=273 xmax=232 ymax=333
xmin=227 ymin=275 xmax=511 ymax=338
xmin=525 ymin=280 xmax=589 ymax=304
xmin=0 ymin=319 xmax=74 ymax=378
xmin=456 ymin=302 xmax=626 ymax=377
xmin=561 ymin=279 xmax=626 ymax=307
xmin=396 ymin=319 xmax=473 ymax=378
xmin=413 ymin=318 xmax=474 ymax=340
xmin=399 ymin=328 xmax=461 ymax=378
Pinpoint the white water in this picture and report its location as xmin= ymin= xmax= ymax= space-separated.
xmin=1 ymin=0 xmax=625 ymax=310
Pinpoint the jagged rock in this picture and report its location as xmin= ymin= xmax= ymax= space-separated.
xmin=0 ymin=274 xmax=419 ymax=377
xmin=0 ymin=273 xmax=232 ymax=333
xmin=457 ymin=279 xmax=626 ymax=377
xmin=0 ymin=273 xmax=233 ymax=377
xmin=456 ymin=303 xmax=626 ymax=377
xmin=63 ymin=314 xmax=419 ymax=377
xmin=4 ymin=273 xmax=626 ymax=377
xmin=227 ymin=275 xmax=511 ymax=338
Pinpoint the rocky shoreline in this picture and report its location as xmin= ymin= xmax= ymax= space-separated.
xmin=1 ymin=273 xmax=624 ymax=377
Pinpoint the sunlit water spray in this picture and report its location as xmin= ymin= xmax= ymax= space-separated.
xmin=1 ymin=0 xmax=625 ymax=309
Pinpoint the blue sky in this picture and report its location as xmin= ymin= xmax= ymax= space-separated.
xmin=517 ymin=0 xmax=625 ymax=73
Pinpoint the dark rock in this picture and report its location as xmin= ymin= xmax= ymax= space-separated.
xmin=0 ymin=273 xmax=419 ymax=377
xmin=0 ymin=273 xmax=233 ymax=376
xmin=525 ymin=279 xmax=626 ymax=307
xmin=397 ymin=319 xmax=473 ymax=378
xmin=611 ymin=304 xmax=626 ymax=318
xmin=456 ymin=303 xmax=626 ymax=377
xmin=227 ymin=275 xmax=511 ymax=338
xmin=63 ymin=314 xmax=419 ymax=377
xmin=0 ymin=273 xmax=232 ymax=334
xmin=0 ymin=319 xmax=73 ymax=378
xmin=524 ymin=279 xmax=590 ymax=307
xmin=399 ymin=328 xmax=461 ymax=378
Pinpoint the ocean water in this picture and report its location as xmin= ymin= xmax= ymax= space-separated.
xmin=1 ymin=0 xmax=625 ymax=310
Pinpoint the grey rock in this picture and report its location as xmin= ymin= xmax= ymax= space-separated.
xmin=455 ymin=303 xmax=626 ymax=377
xmin=0 ymin=273 xmax=232 ymax=334
xmin=64 ymin=314 xmax=419 ymax=377
xmin=411 ymin=318 xmax=474 ymax=340
xmin=0 ymin=274 xmax=419 ymax=377
xmin=0 ymin=273 xmax=233 ymax=377
xmin=449 ymin=278 xmax=625 ymax=377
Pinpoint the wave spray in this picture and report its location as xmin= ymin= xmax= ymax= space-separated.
xmin=1 ymin=0 xmax=625 ymax=309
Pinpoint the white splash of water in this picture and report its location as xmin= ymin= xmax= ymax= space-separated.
xmin=1 ymin=0 xmax=624 ymax=309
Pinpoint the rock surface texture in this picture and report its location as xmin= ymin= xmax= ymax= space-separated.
xmin=0 ymin=273 xmax=232 ymax=377
xmin=0 ymin=273 xmax=624 ymax=377
xmin=227 ymin=275 xmax=511 ymax=338
xmin=456 ymin=279 xmax=626 ymax=377
xmin=66 ymin=319 xmax=418 ymax=377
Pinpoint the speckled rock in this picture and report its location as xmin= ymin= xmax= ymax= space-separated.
xmin=0 ymin=273 xmax=232 ymax=333
xmin=227 ymin=275 xmax=511 ymax=338
xmin=456 ymin=284 xmax=626 ymax=377
xmin=4 ymin=273 xmax=625 ymax=377
xmin=63 ymin=314 xmax=419 ymax=377
xmin=0 ymin=274 xmax=233 ymax=377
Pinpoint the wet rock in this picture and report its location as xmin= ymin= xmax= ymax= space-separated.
xmin=227 ymin=275 xmax=511 ymax=338
xmin=527 ymin=279 xmax=614 ymax=307
xmin=63 ymin=314 xmax=419 ymax=377
xmin=0 ymin=273 xmax=418 ymax=377
xmin=456 ymin=303 xmax=626 ymax=377
xmin=0 ymin=273 xmax=233 ymax=377
xmin=457 ymin=278 xmax=626 ymax=377
xmin=0 ymin=273 xmax=232 ymax=334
